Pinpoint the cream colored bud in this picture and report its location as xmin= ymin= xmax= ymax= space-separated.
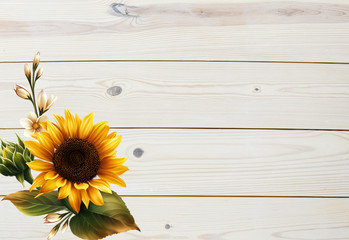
xmin=37 ymin=89 xmax=47 ymax=111
xmin=47 ymin=226 xmax=59 ymax=240
xmin=61 ymin=220 xmax=69 ymax=234
xmin=33 ymin=52 xmax=40 ymax=68
xmin=14 ymin=84 xmax=31 ymax=99
xmin=44 ymin=213 xmax=61 ymax=224
xmin=38 ymin=89 xmax=57 ymax=112
xmin=36 ymin=67 xmax=43 ymax=79
xmin=24 ymin=64 xmax=31 ymax=79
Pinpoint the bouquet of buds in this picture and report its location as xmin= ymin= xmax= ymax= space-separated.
xmin=2 ymin=52 xmax=139 ymax=240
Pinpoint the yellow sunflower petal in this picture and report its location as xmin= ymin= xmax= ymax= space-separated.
xmin=98 ymin=172 xmax=126 ymax=187
xmin=106 ymin=132 xmax=117 ymax=139
xmin=44 ymin=171 xmax=58 ymax=180
xmin=65 ymin=109 xmax=78 ymax=138
xmin=36 ymin=132 xmax=55 ymax=155
xmin=53 ymin=114 xmax=69 ymax=140
xmin=81 ymin=189 xmax=90 ymax=208
xmin=46 ymin=121 xmax=64 ymax=147
xmin=29 ymin=172 xmax=46 ymax=191
xmin=69 ymin=186 xmax=82 ymax=213
xmin=100 ymin=157 xmax=128 ymax=170
xmin=58 ymin=181 xmax=71 ymax=199
xmin=87 ymin=121 xmax=109 ymax=147
xmin=27 ymin=160 xmax=54 ymax=172
xmin=40 ymin=179 xmax=58 ymax=193
xmin=79 ymin=112 xmax=94 ymax=139
xmin=99 ymin=165 xmax=129 ymax=176
xmin=98 ymin=136 xmax=122 ymax=159
xmin=88 ymin=179 xmax=112 ymax=193
xmin=74 ymin=182 xmax=89 ymax=190
xmin=87 ymin=186 xmax=104 ymax=206
xmin=39 ymin=120 xmax=48 ymax=131
xmin=24 ymin=141 xmax=53 ymax=162
xmin=56 ymin=176 xmax=67 ymax=188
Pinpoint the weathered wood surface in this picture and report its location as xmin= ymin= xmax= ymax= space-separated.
xmin=1 ymin=197 xmax=349 ymax=239
xmin=0 ymin=0 xmax=349 ymax=62
xmin=1 ymin=129 xmax=348 ymax=196
xmin=1 ymin=62 xmax=349 ymax=129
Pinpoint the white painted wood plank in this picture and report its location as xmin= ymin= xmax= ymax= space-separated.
xmin=0 ymin=129 xmax=348 ymax=196
xmin=0 ymin=0 xmax=349 ymax=62
xmin=1 ymin=197 xmax=349 ymax=239
xmin=1 ymin=62 xmax=349 ymax=129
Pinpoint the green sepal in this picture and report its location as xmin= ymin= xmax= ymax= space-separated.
xmin=4 ymin=148 xmax=13 ymax=160
xmin=3 ymin=158 xmax=18 ymax=174
xmin=15 ymin=133 xmax=25 ymax=149
xmin=13 ymin=152 xmax=26 ymax=171
xmin=3 ymin=190 xmax=68 ymax=216
xmin=0 ymin=156 xmax=3 ymax=164
xmin=1 ymin=140 xmax=7 ymax=148
xmin=15 ymin=143 xmax=24 ymax=154
xmin=0 ymin=164 xmax=11 ymax=176
xmin=70 ymin=191 xmax=140 ymax=240
xmin=15 ymin=172 xmax=25 ymax=187
xmin=23 ymin=148 xmax=33 ymax=162
xmin=23 ymin=168 xmax=34 ymax=184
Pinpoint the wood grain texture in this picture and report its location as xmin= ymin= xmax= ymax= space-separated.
xmin=0 ymin=0 xmax=349 ymax=62
xmin=1 ymin=196 xmax=349 ymax=239
xmin=0 ymin=129 xmax=348 ymax=196
xmin=1 ymin=62 xmax=349 ymax=129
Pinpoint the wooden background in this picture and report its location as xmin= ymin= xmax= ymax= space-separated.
xmin=0 ymin=0 xmax=349 ymax=239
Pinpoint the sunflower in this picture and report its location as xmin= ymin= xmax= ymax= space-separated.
xmin=25 ymin=109 xmax=129 ymax=213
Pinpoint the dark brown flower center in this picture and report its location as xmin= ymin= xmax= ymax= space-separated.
xmin=53 ymin=138 xmax=99 ymax=183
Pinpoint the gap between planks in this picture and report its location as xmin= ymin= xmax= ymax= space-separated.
xmin=0 ymin=60 xmax=348 ymax=65
xmin=1 ymin=127 xmax=348 ymax=132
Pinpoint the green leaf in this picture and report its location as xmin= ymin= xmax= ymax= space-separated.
xmin=0 ymin=164 xmax=11 ymax=176
xmin=16 ymin=133 xmax=25 ymax=149
xmin=3 ymin=158 xmax=18 ymax=174
xmin=70 ymin=191 xmax=140 ymax=240
xmin=16 ymin=172 xmax=25 ymax=187
xmin=13 ymin=152 xmax=26 ymax=171
xmin=2 ymin=190 xmax=68 ymax=216
xmin=15 ymin=143 xmax=24 ymax=154
xmin=1 ymin=140 xmax=7 ymax=148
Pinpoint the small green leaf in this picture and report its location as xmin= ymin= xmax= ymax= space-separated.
xmin=16 ymin=172 xmax=25 ymax=187
xmin=0 ymin=164 xmax=11 ymax=176
xmin=3 ymin=190 xmax=68 ymax=216
xmin=16 ymin=133 xmax=25 ymax=149
xmin=13 ymin=152 xmax=26 ymax=171
xmin=70 ymin=191 xmax=140 ymax=240
xmin=3 ymin=158 xmax=18 ymax=174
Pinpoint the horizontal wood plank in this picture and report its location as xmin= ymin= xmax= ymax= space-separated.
xmin=1 ymin=196 xmax=349 ymax=239
xmin=0 ymin=129 xmax=348 ymax=196
xmin=0 ymin=0 xmax=349 ymax=62
xmin=2 ymin=62 xmax=349 ymax=129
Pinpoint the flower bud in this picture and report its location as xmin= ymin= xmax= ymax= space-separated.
xmin=47 ymin=226 xmax=59 ymax=240
xmin=24 ymin=64 xmax=31 ymax=79
xmin=14 ymin=84 xmax=31 ymax=99
xmin=43 ymin=213 xmax=61 ymax=224
xmin=38 ymin=89 xmax=57 ymax=112
xmin=33 ymin=52 xmax=40 ymax=68
xmin=61 ymin=220 xmax=69 ymax=234
xmin=36 ymin=67 xmax=43 ymax=80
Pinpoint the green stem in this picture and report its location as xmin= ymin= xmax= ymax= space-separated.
xmin=29 ymin=66 xmax=39 ymax=117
